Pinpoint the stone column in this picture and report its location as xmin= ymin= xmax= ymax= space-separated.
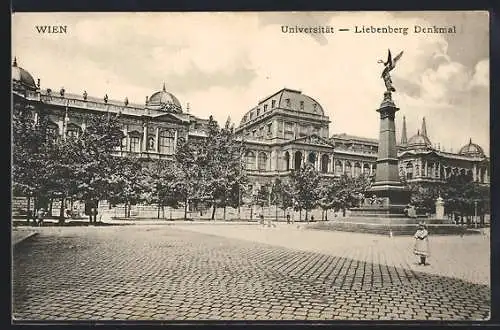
xmin=290 ymin=150 xmax=295 ymax=170
xmin=484 ymin=167 xmax=489 ymax=183
xmin=424 ymin=160 xmax=428 ymax=178
xmin=155 ymin=127 xmax=160 ymax=152
xmin=342 ymin=160 xmax=346 ymax=174
xmin=316 ymin=152 xmax=321 ymax=171
xmin=370 ymin=163 xmax=373 ymax=175
xmin=473 ymin=163 xmax=477 ymax=182
xmin=123 ymin=127 xmax=128 ymax=151
xmin=142 ymin=124 xmax=147 ymax=151
xmin=57 ymin=119 xmax=64 ymax=136
xmin=435 ymin=196 xmax=445 ymax=220
xmin=255 ymin=152 xmax=260 ymax=171
xmin=173 ymin=130 xmax=178 ymax=153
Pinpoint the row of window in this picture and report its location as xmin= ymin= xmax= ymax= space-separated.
xmin=44 ymin=121 xmax=176 ymax=155
xmin=245 ymin=99 xmax=318 ymax=123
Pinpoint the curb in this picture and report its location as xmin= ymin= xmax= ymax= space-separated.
xmin=12 ymin=232 xmax=38 ymax=246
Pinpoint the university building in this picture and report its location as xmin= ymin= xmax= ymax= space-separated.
xmin=12 ymin=59 xmax=490 ymax=206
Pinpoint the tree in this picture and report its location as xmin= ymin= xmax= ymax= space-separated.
xmin=289 ymin=163 xmax=321 ymax=221
xmin=194 ymin=116 xmax=247 ymax=220
xmin=70 ymin=113 xmax=125 ymax=223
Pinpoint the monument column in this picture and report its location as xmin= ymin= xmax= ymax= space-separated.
xmin=369 ymin=91 xmax=410 ymax=207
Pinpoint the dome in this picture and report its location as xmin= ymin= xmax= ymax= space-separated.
xmin=12 ymin=58 xmax=37 ymax=90
xmin=239 ymin=88 xmax=325 ymax=126
xmin=407 ymin=131 xmax=432 ymax=148
xmin=146 ymin=83 xmax=182 ymax=113
xmin=459 ymin=139 xmax=484 ymax=157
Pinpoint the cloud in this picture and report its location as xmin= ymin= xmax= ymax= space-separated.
xmin=12 ymin=11 xmax=489 ymax=155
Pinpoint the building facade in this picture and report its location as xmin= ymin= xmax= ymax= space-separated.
xmin=12 ymin=59 xmax=490 ymax=198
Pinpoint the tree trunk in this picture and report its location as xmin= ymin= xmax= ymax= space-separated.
xmin=162 ymin=205 xmax=165 ymax=219
xmin=157 ymin=203 xmax=160 ymax=219
xmin=124 ymin=203 xmax=128 ymax=218
xmin=59 ymin=197 xmax=65 ymax=225
xmin=211 ymin=203 xmax=216 ymax=220
xmin=184 ymin=198 xmax=188 ymax=220
xmin=250 ymin=207 xmax=253 ymax=221
xmin=325 ymin=209 xmax=328 ymax=221
xmin=26 ymin=196 xmax=31 ymax=224
xmin=223 ymin=206 xmax=226 ymax=220
xmin=299 ymin=209 xmax=302 ymax=222
xmin=127 ymin=202 xmax=131 ymax=218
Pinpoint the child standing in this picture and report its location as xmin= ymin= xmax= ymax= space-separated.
xmin=413 ymin=222 xmax=430 ymax=265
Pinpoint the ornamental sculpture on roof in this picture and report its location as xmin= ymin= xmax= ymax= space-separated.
xmin=378 ymin=49 xmax=404 ymax=93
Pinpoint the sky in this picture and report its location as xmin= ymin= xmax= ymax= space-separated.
xmin=12 ymin=11 xmax=489 ymax=155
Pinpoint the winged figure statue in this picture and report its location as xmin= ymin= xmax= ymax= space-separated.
xmin=378 ymin=49 xmax=404 ymax=92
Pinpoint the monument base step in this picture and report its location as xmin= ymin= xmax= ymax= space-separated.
xmin=306 ymin=220 xmax=476 ymax=236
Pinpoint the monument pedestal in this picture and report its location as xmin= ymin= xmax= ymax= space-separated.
xmin=343 ymin=92 xmax=456 ymax=235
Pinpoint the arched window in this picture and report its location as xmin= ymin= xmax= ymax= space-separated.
xmin=159 ymin=129 xmax=175 ymax=155
xmin=345 ymin=161 xmax=352 ymax=177
xmin=284 ymin=151 xmax=290 ymax=171
xmin=308 ymin=152 xmax=317 ymax=164
xmin=45 ymin=121 xmax=59 ymax=143
xmin=406 ymin=162 xmax=413 ymax=180
xmin=321 ymin=154 xmax=329 ymax=173
xmin=258 ymin=152 xmax=268 ymax=171
xmin=335 ymin=160 xmax=343 ymax=176
xmin=294 ymin=151 xmax=303 ymax=170
xmin=245 ymin=151 xmax=256 ymax=170
xmin=363 ymin=164 xmax=370 ymax=176
xmin=354 ymin=162 xmax=361 ymax=177
xmin=128 ymin=131 xmax=141 ymax=153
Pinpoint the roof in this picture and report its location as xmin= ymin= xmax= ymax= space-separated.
xmin=239 ymin=88 xmax=325 ymax=126
xmin=330 ymin=133 xmax=378 ymax=144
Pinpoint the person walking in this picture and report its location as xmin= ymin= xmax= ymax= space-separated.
xmin=413 ymin=222 xmax=430 ymax=265
xmin=36 ymin=208 xmax=46 ymax=227
xmin=286 ymin=213 xmax=291 ymax=224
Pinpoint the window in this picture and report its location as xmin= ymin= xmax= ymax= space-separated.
xmin=159 ymin=130 xmax=175 ymax=155
xmin=66 ymin=124 xmax=81 ymax=139
xmin=121 ymin=137 xmax=127 ymax=150
xmin=271 ymin=100 xmax=276 ymax=108
xmin=252 ymin=130 xmax=256 ymax=137
xmin=313 ymin=103 xmax=318 ymax=112
xmin=258 ymin=152 xmax=268 ymax=171
xmin=285 ymin=98 xmax=291 ymax=107
xmin=256 ymin=108 xmax=260 ymax=116
xmin=267 ymin=123 xmax=272 ymax=134
xmin=129 ymin=136 xmax=141 ymax=152
xmin=300 ymin=101 xmax=304 ymax=110
xmin=250 ymin=112 xmax=254 ymax=120
xmin=264 ymin=104 xmax=268 ymax=112
xmin=45 ymin=122 xmax=59 ymax=143
xmin=246 ymin=151 xmax=256 ymax=170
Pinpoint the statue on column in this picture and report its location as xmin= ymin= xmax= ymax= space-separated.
xmin=378 ymin=49 xmax=404 ymax=93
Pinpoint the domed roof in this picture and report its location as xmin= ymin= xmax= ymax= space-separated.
xmin=146 ymin=83 xmax=182 ymax=113
xmin=407 ymin=130 xmax=432 ymax=148
xmin=459 ymin=139 xmax=484 ymax=157
xmin=239 ymin=88 xmax=325 ymax=126
xmin=12 ymin=58 xmax=37 ymax=90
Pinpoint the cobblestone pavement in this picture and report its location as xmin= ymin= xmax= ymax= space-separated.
xmin=176 ymin=223 xmax=490 ymax=286
xmin=13 ymin=225 xmax=490 ymax=321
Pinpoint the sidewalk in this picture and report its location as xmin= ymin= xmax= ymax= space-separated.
xmin=12 ymin=228 xmax=38 ymax=246
xmin=174 ymin=222 xmax=490 ymax=286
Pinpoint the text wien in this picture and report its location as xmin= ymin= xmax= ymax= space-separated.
xmin=35 ymin=25 xmax=68 ymax=34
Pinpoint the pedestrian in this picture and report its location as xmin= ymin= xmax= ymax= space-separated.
xmin=310 ymin=215 xmax=315 ymax=222
xmin=413 ymin=222 xmax=430 ymax=265
xmin=259 ymin=214 xmax=264 ymax=226
xmin=36 ymin=208 xmax=45 ymax=227
xmin=286 ymin=213 xmax=291 ymax=224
